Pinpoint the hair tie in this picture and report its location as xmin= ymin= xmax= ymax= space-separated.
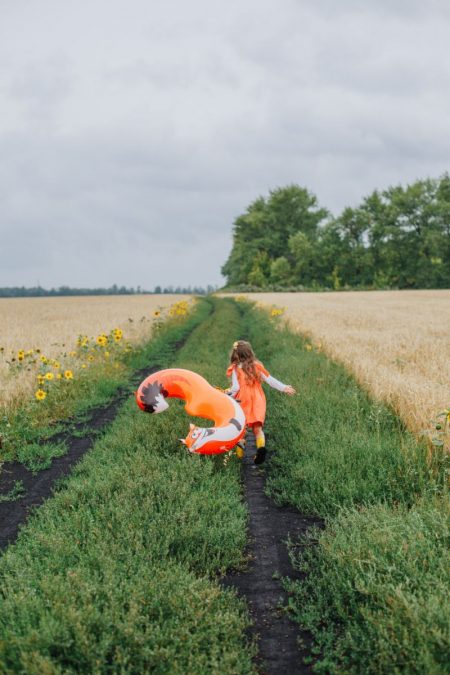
xmin=233 ymin=341 xmax=239 ymax=349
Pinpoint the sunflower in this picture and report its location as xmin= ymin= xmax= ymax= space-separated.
xmin=35 ymin=389 xmax=47 ymax=401
xmin=64 ymin=370 xmax=73 ymax=380
xmin=45 ymin=372 xmax=54 ymax=381
xmin=96 ymin=335 xmax=108 ymax=347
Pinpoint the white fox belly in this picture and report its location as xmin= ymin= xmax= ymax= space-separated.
xmin=190 ymin=398 xmax=245 ymax=452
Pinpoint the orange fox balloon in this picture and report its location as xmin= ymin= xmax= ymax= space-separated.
xmin=135 ymin=368 xmax=246 ymax=455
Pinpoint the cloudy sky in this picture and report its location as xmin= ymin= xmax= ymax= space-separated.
xmin=1 ymin=0 xmax=449 ymax=289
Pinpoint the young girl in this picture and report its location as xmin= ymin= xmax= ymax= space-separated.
xmin=226 ymin=340 xmax=296 ymax=464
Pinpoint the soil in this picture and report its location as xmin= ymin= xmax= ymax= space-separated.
xmin=223 ymin=434 xmax=322 ymax=675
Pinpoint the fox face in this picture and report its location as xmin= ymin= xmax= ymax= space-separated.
xmin=182 ymin=423 xmax=215 ymax=452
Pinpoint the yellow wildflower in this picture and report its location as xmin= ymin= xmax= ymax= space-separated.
xmin=56 ymin=373 xmax=62 ymax=380
xmin=45 ymin=372 xmax=54 ymax=381
xmin=40 ymin=355 xmax=47 ymax=363
xmin=35 ymin=389 xmax=47 ymax=401
xmin=64 ymin=370 xmax=73 ymax=380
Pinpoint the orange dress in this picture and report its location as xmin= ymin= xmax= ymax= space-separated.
xmin=226 ymin=361 xmax=269 ymax=426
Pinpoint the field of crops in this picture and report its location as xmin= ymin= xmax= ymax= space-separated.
xmin=0 ymin=295 xmax=448 ymax=673
xmin=236 ymin=290 xmax=450 ymax=441
xmin=0 ymin=294 xmax=190 ymax=411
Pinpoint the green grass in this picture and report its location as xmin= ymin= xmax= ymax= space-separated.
xmin=0 ymin=480 xmax=24 ymax=503
xmin=286 ymin=497 xmax=449 ymax=674
xmin=0 ymin=297 xmax=254 ymax=673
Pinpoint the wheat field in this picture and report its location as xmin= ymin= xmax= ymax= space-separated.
xmin=234 ymin=290 xmax=450 ymax=437
xmin=0 ymin=295 xmax=191 ymax=409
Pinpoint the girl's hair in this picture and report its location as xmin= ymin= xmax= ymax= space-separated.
xmin=230 ymin=340 xmax=260 ymax=383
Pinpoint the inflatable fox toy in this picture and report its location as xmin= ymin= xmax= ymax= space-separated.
xmin=136 ymin=368 xmax=246 ymax=455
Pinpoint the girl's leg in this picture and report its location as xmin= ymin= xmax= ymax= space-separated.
xmin=253 ymin=423 xmax=267 ymax=464
xmin=252 ymin=423 xmax=265 ymax=449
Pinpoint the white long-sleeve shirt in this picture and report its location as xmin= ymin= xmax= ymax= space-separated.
xmin=229 ymin=365 xmax=287 ymax=396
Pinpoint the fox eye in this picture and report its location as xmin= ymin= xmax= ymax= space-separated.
xmin=191 ymin=429 xmax=200 ymax=439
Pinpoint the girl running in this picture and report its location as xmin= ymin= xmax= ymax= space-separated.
xmin=226 ymin=340 xmax=296 ymax=464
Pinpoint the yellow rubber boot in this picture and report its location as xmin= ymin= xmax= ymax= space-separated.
xmin=256 ymin=434 xmax=265 ymax=449
xmin=235 ymin=439 xmax=246 ymax=459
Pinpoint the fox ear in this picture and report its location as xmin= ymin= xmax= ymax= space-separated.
xmin=189 ymin=423 xmax=195 ymax=431
xmin=179 ymin=438 xmax=187 ymax=445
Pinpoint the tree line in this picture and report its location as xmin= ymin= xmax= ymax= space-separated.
xmin=0 ymin=284 xmax=217 ymax=298
xmin=221 ymin=175 xmax=450 ymax=290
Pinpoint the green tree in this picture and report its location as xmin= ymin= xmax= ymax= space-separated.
xmin=222 ymin=185 xmax=328 ymax=287
xmin=270 ymin=256 xmax=291 ymax=284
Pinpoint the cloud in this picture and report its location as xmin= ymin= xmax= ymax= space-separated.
xmin=0 ymin=0 xmax=449 ymax=287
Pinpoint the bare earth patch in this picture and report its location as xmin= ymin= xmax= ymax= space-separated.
xmin=228 ymin=290 xmax=450 ymax=436
xmin=0 ymin=294 xmax=191 ymax=409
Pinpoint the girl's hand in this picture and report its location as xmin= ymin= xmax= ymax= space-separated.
xmin=284 ymin=385 xmax=296 ymax=395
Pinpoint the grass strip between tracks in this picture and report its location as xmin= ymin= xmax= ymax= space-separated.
xmin=241 ymin=299 xmax=449 ymax=674
xmin=0 ymin=298 xmax=254 ymax=673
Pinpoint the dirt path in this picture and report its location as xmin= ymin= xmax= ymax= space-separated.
xmin=223 ymin=435 xmax=321 ymax=674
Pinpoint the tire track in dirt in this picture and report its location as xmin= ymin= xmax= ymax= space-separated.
xmin=223 ymin=434 xmax=322 ymax=675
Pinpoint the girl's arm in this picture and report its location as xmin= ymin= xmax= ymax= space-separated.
xmin=261 ymin=372 xmax=296 ymax=395
xmin=228 ymin=368 xmax=240 ymax=397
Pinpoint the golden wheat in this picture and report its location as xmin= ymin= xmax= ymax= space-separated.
xmin=228 ymin=290 xmax=450 ymax=436
xmin=0 ymin=295 xmax=191 ymax=409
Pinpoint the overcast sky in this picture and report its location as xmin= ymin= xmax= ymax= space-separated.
xmin=1 ymin=0 xmax=449 ymax=289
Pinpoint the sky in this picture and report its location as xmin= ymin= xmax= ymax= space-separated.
xmin=1 ymin=0 xmax=449 ymax=289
